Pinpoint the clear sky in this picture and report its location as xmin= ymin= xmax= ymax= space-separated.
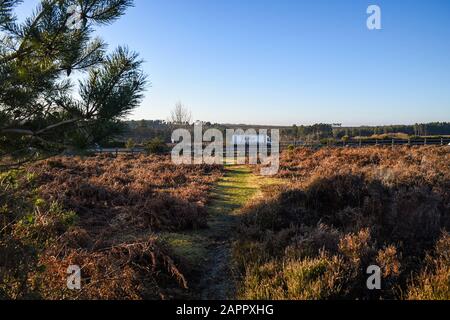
xmin=15 ymin=0 xmax=450 ymax=126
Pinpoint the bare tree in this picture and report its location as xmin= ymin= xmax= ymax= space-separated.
xmin=170 ymin=102 xmax=192 ymax=125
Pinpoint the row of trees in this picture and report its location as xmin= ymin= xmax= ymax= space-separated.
xmin=332 ymin=123 xmax=450 ymax=138
xmin=283 ymin=123 xmax=450 ymax=141
xmin=286 ymin=124 xmax=334 ymax=140
xmin=123 ymin=120 xmax=450 ymax=146
xmin=0 ymin=0 xmax=146 ymax=166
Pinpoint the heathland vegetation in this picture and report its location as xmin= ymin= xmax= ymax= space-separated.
xmin=233 ymin=146 xmax=450 ymax=300
xmin=0 ymin=155 xmax=223 ymax=299
xmin=1 ymin=146 xmax=448 ymax=300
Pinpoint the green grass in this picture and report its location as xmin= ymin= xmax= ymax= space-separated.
xmin=159 ymin=165 xmax=286 ymax=299
xmin=209 ymin=166 xmax=258 ymax=215
xmin=160 ymin=166 xmax=261 ymax=272
xmin=160 ymin=233 xmax=208 ymax=269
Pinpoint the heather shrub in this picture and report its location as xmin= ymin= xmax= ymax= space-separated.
xmin=282 ymin=253 xmax=345 ymax=300
xmin=406 ymin=233 xmax=450 ymax=300
xmin=31 ymin=239 xmax=187 ymax=300
xmin=239 ymin=253 xmax=347 ymax=300
xmin=1 ymin=155 xmax=223 ymax=299
xmin=235 ymin=146 xmax=450 ymax=300
xmin=240 ymin=262 xmax=286 ymax=300
xmin=28 ymin=155 xmax=222 ymax=233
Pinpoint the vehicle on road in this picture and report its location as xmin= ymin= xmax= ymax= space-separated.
xmin=232 ymin=134 xmax=271 ymax=146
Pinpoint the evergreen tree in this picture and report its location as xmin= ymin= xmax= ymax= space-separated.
xmin=0 ymin=0 xmax=147 ymax=165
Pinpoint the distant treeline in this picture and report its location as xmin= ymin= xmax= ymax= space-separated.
xmin=285 ymin=122 xmax=450 ymax=141
xmin=334 ymin=122 xmax=450 ymax=138
xmin=115 ymin=121 xmax=450 ymax=146
xmin=121 ymin=120 xmax=285 ymax=145
xmin=123 ymin=120 xmax=173 ymax=144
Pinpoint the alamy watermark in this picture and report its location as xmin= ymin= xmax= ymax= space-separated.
xmin=367 ymin=265 xmax=382 ymax=290
xmin=66 ymin=4 xmax=84 ymax=31
xmin=171 ymin=124 xmax=280 ymax=176
xmin=67 ymin=265 xmax=81 ymax=290
xmin=367 ymin=5 xmax=382 ymax=30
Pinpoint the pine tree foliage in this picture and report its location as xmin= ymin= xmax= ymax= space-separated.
xmin=0 ymin=0 xmax=147 ymax=164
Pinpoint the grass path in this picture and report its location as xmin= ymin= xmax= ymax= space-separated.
xmin=161 ymin=165 xmax=269 ymax=299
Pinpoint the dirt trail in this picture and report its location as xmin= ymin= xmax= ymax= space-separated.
xmin=197 ymin=165 xmax=261 ymax=299
xmin=162 ymin=165 xmax=277 ymax=299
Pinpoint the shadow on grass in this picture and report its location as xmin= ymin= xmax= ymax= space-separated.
xmin=208 ymin=166 xmax=258 ymax=216
xmin=232 ymin=172 xmax=450 ymax=300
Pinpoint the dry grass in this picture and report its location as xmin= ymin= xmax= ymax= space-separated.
xmin=235 ymin=146 xmax=450 ymax=300
xmin=0 ymin=155 xmax=223 ymax=300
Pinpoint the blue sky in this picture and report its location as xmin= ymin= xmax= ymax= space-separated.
xmin=15 ymin=0 xmax=450 ymax=126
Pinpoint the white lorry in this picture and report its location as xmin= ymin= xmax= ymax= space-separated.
xmin=232 ymin=134 xmax=271 ymax=146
